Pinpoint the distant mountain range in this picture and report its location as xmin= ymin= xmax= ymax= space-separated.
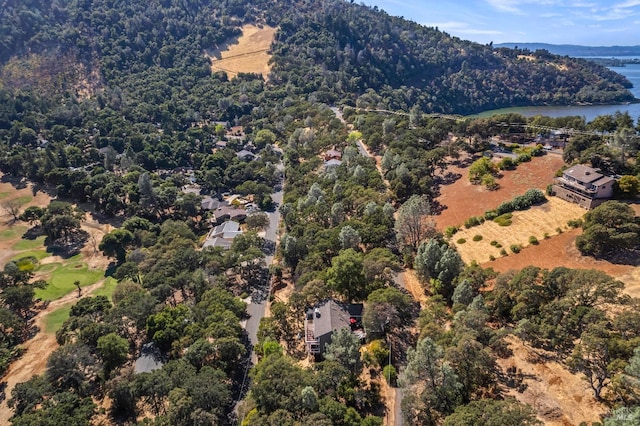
xmin=495 ymin=43 xmax=640 ymax=57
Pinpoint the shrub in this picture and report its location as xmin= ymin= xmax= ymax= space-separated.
xmin=444 ymin=226 xmax=459 ymax=238
xmin=556 ymin=227 xmax=563 ymax=234
xmin=489 ymin=255 xmax=496 ymax=261
xmin=510 ymin=244 xmax=521 ymax=254
xmin=494 ymin=213 xmax=513 ymax=226
xmin=543 ymin=233 xmax=550 ymax=239
xmin=490 ymin=240 xmax=499 ymax=246
xmin=546 ymin=184 xmax=555 ymax=196
xmin=500 ymin=249 xmax=508 ymax=256
xmin=464 ymin=216 xmax=485 ymax=229
xmin=528 ymin=236 xmax=539 ymax=245
xmin=383 ymin=364 xmax=397 ymax=386
xmin=497 ymin=157 xmax=516 ymax=170
xmin=516 ymin=153 xmax=531 ymax=163
xmin=457 ymin=238 xmax=467 ymax=244
xmin=482 ymin=174 xmax=499 ymax=191
xmin=484 ymin=210 xmax=498 ymax=220
xmin=567 ymin=218 xmax=583 ymax=228
xmin=472 ymin=235 xmax=483 ymax=242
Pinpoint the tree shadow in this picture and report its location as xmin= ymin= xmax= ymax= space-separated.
xmin=44 ymin=230 xmax=89 ymax=259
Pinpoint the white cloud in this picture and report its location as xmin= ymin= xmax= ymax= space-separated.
xmin=485 ymin=0 xmax=522 ymax=13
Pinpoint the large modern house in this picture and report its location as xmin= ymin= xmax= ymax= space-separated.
xmin=304 ymin=300 xmax=364 ymax=357
xmin=552 ymin=164 xmax=616 ymax=209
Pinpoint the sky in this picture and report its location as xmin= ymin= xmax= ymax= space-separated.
xmin=362 ymin=0 xmax=640 ymax=46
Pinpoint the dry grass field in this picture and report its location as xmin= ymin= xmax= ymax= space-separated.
xmin=497 ymin=336 xmax=607 ymax=426
xmin=452 ymin=197 xmax=586 ymax=264
xmin=434 ymin=153 xmax=566 ymax=230
xmin=206 ymin=24 xmax=277 ymax=79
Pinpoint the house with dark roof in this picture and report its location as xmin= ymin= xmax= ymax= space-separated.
xmin=304 ymin=300 xmax=364 ymax=357
xmin=552 ymin=164 xmax=616 ymax=209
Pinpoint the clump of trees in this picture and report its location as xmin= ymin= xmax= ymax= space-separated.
xmin=576 ymin=201 xmax=640 ymax=257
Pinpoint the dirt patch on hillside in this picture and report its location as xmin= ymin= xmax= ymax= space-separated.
xmin=482 ymin=228 xmax=639 ymax=296
xmin=435 ymin=154 xmax=565 ymax=230
xmin=206 ymin=24 xmax=277 ymax=79
xmin=452 ymin=197 xmax=586 ymax=264
xmin=497 ymin=336 xmax=606 ymax=426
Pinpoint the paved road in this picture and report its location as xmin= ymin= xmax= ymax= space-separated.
xmin=243 ymin=160 xmax=284 ymax=352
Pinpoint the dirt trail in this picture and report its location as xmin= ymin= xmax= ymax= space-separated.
xmin=0 ymin=280 xmax=106 ymax=423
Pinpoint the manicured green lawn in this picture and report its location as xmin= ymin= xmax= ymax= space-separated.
xmin=44 ymin=305 xmax=72 ymax=334
xmin=0 ymin=226 xmax=27 ymax=241
xmin=43 ymin=277 xmax=117 ymax=334
xmin=12 ymin=235 xmax=46 ymax=251
xmin=92 ymin=277 xmax=118 ymax=300
xmin=37 ymin=263 xmax=61 ymax=273
xmin=36 ymin=264 xmax=104 ymax=301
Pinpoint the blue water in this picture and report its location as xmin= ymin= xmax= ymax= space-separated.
xmin=474 ymin=63 xmax=640 ymax=122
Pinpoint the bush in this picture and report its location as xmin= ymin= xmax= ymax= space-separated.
xmin=464 ymin=216 xmax=485 ymax=229
xmin=510 ymin=244 xmax=522 ymax=254
xmin=543 ymin=233 xmax=550 ymax=239
xmin=546 ymin=184 xmax=555 ymax=196
xmin=490 ymin=240 xmax=499 ymax=246
xmin=444 ymin=226 xmax=459 ymax=238
xmin=497 ymin=157 xmax=516 ymax=170
xmin=482 ymin=174 xmax=499 ymax=190
xmin=528 ymin=236 xmax=539 ymax=245
xmin=472 ymin=235 xmax=483 ymax=242
xmin=489 ymin=255 xmax=496 ymax=261
xmin=567 ymin=218 xmax=583 ymax=228
xmin=556 ymin=227 xmax=563 ymax=234
xmin=495 ymin=189 xmax=546 ymax=216
xmin=500 ymin=249 xmax=508 ymax=256
xmin=457 ymin=238 xmax=467 ymax=244
xmin=383 ymin=364 xmax=397 ymax=386
xmin=494 ymin=213 xmax=513 ymax=226
xmin=484 ymin=210 xmax=498 ymax=220
xmin=516 ymin=153 xmax=531 ymax=163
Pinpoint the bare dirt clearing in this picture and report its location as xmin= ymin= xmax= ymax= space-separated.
xmin=497 ymin=336 xmax=606 ymax=426
xmin=452 ymin=197 xmax=586 ymax=264
xmin=482 ymin=228 xmax=639 ymax=297
xmin=435 ymin=154 xmax=566 ymax=230
xmin=207 ymin=24 xmax=276 ymax=79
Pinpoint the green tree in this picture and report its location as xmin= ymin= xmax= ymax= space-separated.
xmin=401 ymin=337 xmax=463 ymax=425
xmin=415 ymin=239 xmax=464 ymax=301
xmin=618 ymin=175 xmax=640 ymax=197
xmin=443 ymin=399 xmax=541 ymax=426
xmin=326 ymin=249 xmax=366 ymax=301
xmin=97 ymin=332 xmax=129 ymax=377
xmin=99 ymin=228 xmax=134 ymax=263
xmin=324 ymin=327 xmax=361 ymax=373
xmin=576 ymin=201 xmax=640 ymax=257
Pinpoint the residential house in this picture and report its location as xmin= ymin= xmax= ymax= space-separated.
xmin=324 ymin=158 xmax=342 ymax=171
xmin=324 ymin=148 xmax=342 ymax=161
xmin=201 ymin=196 xmax=221 ymax=211
xmin=304 ymin=300 xmax=364 ymax=357
xmin=236 ymin=149 xmax=256 ymax=161
xmin=202 ymin=220 xmax=243 ymax=250
xmin=552 ymin=164 xmax=616 ymax=209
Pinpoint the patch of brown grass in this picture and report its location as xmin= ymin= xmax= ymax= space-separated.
xmin=452 ymin=197 xmax=585 ymax=264
xmin=206 ymin=24 xmax=277 ymax=80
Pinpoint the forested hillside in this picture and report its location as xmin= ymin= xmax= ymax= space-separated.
xmin=1 ymin=1 xmax=640 ymax=425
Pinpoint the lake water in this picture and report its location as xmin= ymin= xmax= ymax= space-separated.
xmin=473 ymin=63 xmax=640 ymax=122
